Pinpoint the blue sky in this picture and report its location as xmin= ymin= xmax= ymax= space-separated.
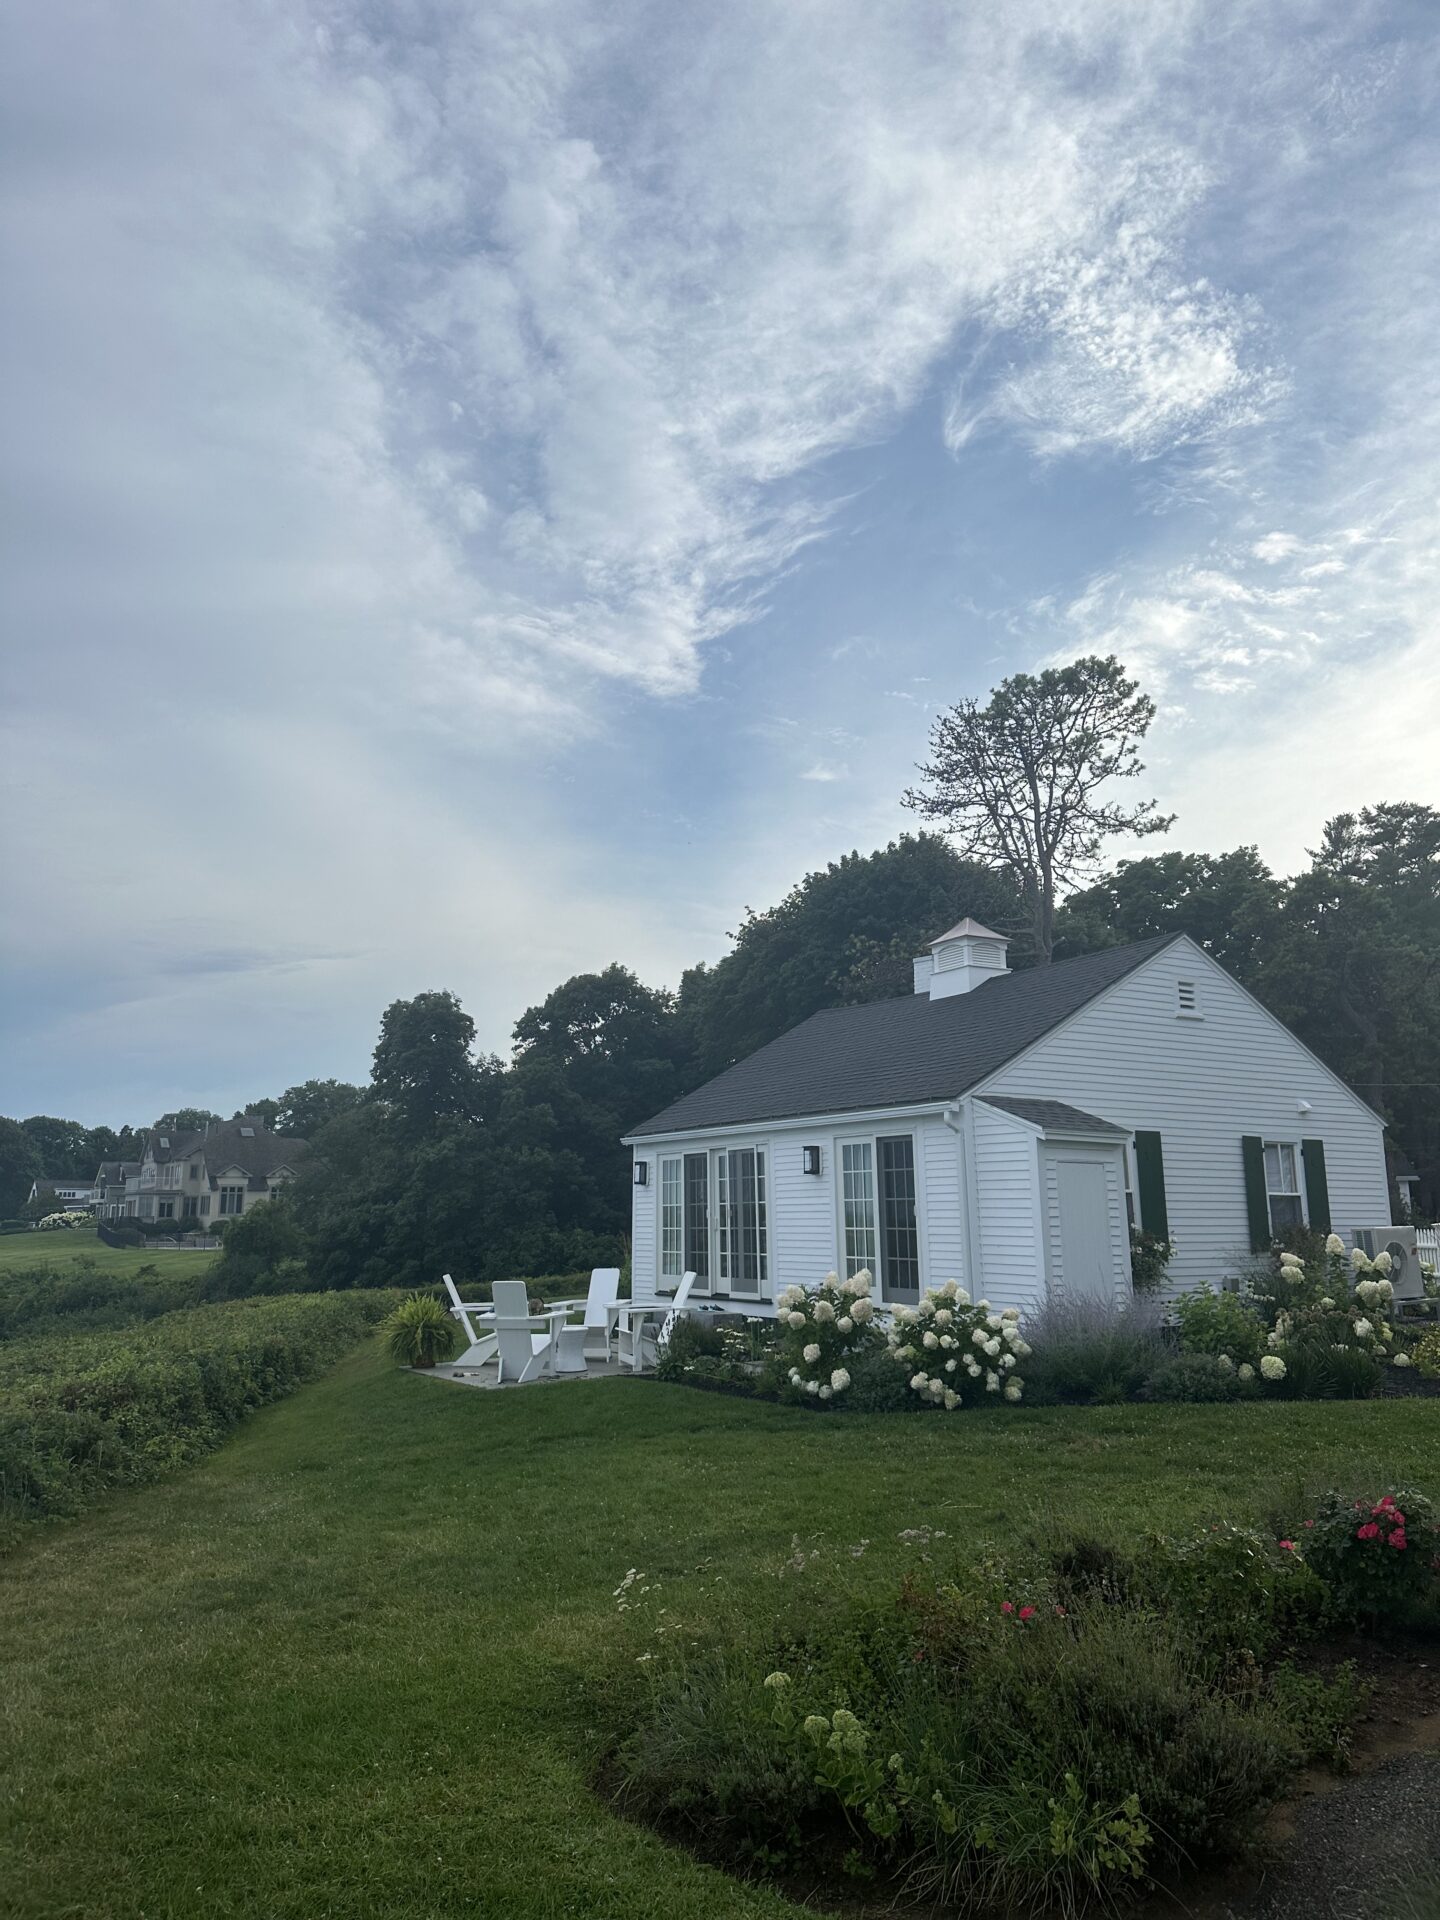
xmin=3 ymin=0 xmax=1438 ymax=1127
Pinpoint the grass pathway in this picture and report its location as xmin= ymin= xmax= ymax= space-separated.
xmin=3 ymin=1342 xmax=1436 ymax=1918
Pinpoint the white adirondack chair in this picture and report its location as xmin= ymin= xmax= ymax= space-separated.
xmin=492 ymin=1279 xmax=565 ymax=1386
xmin=615 ymin=1270 xmax=712 ymax=1374
xmin=552 ymin=1267 xmax=622 ymax=1374
xmin=442 ymin=1272 xmax=498 ymax=1371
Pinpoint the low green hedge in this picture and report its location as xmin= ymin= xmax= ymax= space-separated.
xmin=0 ymin=1291 xmax=397 ymax=1539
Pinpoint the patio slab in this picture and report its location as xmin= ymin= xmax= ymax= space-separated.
xmin=413 ymin=1355 xmax=632 ymax=1391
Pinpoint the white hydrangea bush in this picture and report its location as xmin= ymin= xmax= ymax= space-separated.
xmin=1249 ymin=1237 xmax=1416 ymax=1382
xmin=776 ymin=1270 xmax=877 ymax=1403
xmin=37 ymin=1210 xmax=89 ymax=1230
xmin=885 ymin=1281 xmax=1029 ymax=1410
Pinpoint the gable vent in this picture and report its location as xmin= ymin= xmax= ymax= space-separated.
xmin=1176 ymin=980 xmax=1200 ymax=1016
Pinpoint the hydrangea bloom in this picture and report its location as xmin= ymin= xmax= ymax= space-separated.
xmin=1326 ymin=1233 xmax=1346 ymax=1256
xmin=812 ymin=1298 xmax=835 ymax=1324
xmin=803 ymin=1343 xmax=821 ymax=1364
xmin=1260 ymin=1354 xmax=1287 ymax=1381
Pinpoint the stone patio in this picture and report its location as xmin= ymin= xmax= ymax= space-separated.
xmin=414 ymin=1355 xmax=631 ymax=1391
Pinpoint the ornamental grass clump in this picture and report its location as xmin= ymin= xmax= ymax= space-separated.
xmin=884 ymin=1282 xmax=1030 ymax=1409
xmin=775 ymin=1270 xmax=878 ymax=1404
xmin=383 ymin=1290 xmax=459 ymax=1369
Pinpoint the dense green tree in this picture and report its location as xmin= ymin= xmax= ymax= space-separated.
xmin=0 ymin=1118 xmax=43 ymax=1215
xmin=371 ymin=991 xmax=490 ymax=1143
xmin=166 ymin=1108 xmax=223 ymax=1133
xmin=1054 ymin=848 xmax=1283 ymax=978
xmin=904 ymin=656 xmax=1172 ymax=963
xmin=236 ymin=1099 xmax=282 ymax=1129
xmin=271 ymin=1079 xmax=364 ymax=1138
xmin=677 ymin=836 xmax=1024 ymax=1079
xmin=19 ymin=1116 xmax=99 ymax=1181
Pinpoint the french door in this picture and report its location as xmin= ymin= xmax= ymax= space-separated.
xmin=659 ymin=1146 xmax=768 ymax=1297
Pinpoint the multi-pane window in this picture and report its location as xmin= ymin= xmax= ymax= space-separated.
xmin=156 ymin=1200 xmax=174 ymax=1220
xmin=714 ymin=1148 xmax=767 ymax=1293
xmin=877 ymin=1137 xmax=920 ymax=1294
xmin=841 ymin=1135 xmax=920 ymax=1298
xmin=683 ymin=1153 xmax=710 ymax=1282
xmin=199 ymin=1196 xmax=211 ymax=1216
xmin=840 ymin=1142 xmax=877 ymax=1279
xmin=660 ymin=1157 xmax=683 ymax=1279
xmin=219 ymin=1185 xmax=245 ymax=1216
xmin=1263 ymin=1142 xmax=1304 ymax=1234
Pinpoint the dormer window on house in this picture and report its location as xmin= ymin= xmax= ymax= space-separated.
xmin=1176 ymin=980 xmax=1201 ymax=1017
xmin=239 ymin=1126 xmax=255 ymax=1138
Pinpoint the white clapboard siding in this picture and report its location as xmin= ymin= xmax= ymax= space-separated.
xmin=972 ymin=1100 xmax=1045 ymax=1313
xmin=630 ymin=1156 xmax=659 ymax=1306
xmin=919 ymin=1116 xmax=969 ymax=1287
xmin=976 ymin=938 xmax=1390 ymax=1294
xmin=767 ymin=1127 xmax=841 ymax=1288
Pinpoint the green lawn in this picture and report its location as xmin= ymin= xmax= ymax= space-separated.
xmin=0 ymin=1227 xmax=219 ymax=1283
xmin=2 ymin=1347 xmax=1437 ymax=1919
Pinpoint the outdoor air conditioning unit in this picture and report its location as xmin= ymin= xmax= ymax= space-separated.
xmin=1352 ymin=1225 xmax=1423 ymax=1300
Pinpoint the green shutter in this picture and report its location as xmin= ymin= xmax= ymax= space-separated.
xmin=1242 ymin=1135 xmax=1270 ymax=1252
xmin=1133 ymin=1130 xmax=1169 ymax=1240
xmin=1301 ymin=1138 xmax=1332 ymax=1234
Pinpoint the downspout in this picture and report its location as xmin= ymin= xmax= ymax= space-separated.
xmin=946 ymin=1097 xmax=985 ymax=1294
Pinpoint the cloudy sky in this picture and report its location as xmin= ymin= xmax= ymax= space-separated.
xmin=3 ymin=1 xmax=1439 ymax=1127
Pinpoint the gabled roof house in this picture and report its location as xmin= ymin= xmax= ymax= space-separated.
xmin=624 ymin=919 xmax=1391 ymax=1314
xmin=121 ymin=1115 xmax=307 ymax=1225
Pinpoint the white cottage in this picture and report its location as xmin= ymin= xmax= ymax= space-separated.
xmin=623 ymin=920 xmax=1392 ymax=1315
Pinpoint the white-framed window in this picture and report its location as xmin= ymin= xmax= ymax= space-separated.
xmin=219 ymin=1185 xmax=245 ymax=1216
xmin=1122 ymin=1148 xmax=1136 ymax=1231
xmin=840 ymin=1132 xmax=920 ymax=1300
xmin=200 ymin=1195 xmax=210 ymax=1216
xmin=660 ymin=1157 xmax=683 ymax=1279
xmin=658 ymin=1146 xmax=765 ymax=1294
xmin=156 ymin=1200 xmax=174 ymax=1219
xmin=1263 ymin=1142 xmax=1304 ymax=1234
xmin=715 ymin=1147 xmax=767 ymax=1295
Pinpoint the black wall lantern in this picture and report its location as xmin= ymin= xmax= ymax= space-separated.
xmin=802 ymin=1145 xmax=822 ymax=1176
xmin=633 ymin=1161 xmax=649 ymax=1186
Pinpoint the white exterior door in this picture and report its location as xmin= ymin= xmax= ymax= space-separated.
xmin=1046 ymin=1149 xmax=1127 ymax=1302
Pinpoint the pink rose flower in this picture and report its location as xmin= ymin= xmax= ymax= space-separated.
xmin=1000 ymin=1601 xmax=1014 ymax=1615
xmin=1018 ymin=1606 xmax=1035 ymax=1622
xmin=1279 ymin=1540 xmax=1295 ymax=1552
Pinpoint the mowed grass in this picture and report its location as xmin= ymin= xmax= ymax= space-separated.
xmin=2 ymin=1347 xmax=1437 ymax=1920
xmin=0 ymin=1228 xmax=219 ymax=1283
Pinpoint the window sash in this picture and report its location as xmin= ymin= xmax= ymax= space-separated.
xmin=660 ymin=1157 xmax=683 ymax=1277
xmin=683 ymin=1153 xmax=710 ymax=1283
xmin=840 ymin=1141 xmax=877 ymax=1280
xmin=714 ymin=1147 xmax=766 ymax=1294
xmin=877 ymin=1136 xmax=920 ymax=1296
xmin=1263 ymin=1141 xmax=1304 ymax=1234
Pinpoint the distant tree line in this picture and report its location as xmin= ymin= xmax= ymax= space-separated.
xmin=5 ymin=658 xmax=1435 ymax=1279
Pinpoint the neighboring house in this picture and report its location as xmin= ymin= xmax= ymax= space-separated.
xmin=93 ymin=1161 xmax=141 ymax=1219
xmin=624 ymin=919 xmax=1392 ymax=1316
xmin=26 ymin=1178 xmax=97 ymax=1213
xmin=118 ymin=1115 xmax=308 ymax=1224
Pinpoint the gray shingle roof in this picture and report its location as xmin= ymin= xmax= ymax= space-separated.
xmin=977 ymin=1096 xmax=1128 ymax=1136
xmin=629 ymin=935 xmax=1178 ymax=1137
xmin=200 ymin=1119 xmax=308 ymax=1189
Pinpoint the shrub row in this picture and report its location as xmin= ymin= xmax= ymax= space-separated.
xmin=0 ymin=1291 xmax=397 ymax=1539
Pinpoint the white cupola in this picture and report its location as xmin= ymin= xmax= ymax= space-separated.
xmin=916 ymin=917 xmax=1010 ymax=999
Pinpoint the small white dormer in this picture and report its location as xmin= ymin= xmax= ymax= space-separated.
xmin=923 ymin=917 xmax=1010 ymax=999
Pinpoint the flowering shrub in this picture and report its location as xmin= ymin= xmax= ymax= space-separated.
xmin=1413 ymin=1327 xmax=1440 ymax=1380
xmin=885 ymin=1281 xmax=1029 ymax=1409
xmin=1174 ymin=1287 xmax=1265 ymax=1369
xmin=1300 ymin=1488 xmax=1439 ymax=1621
xmin=37 ymin=1211 xmax=89 ymax=1231
xmin=775 ymin=1270 xmax=877 ymax=1403
xmin=1219 ymin=1238 xmax=1417 ymax=1396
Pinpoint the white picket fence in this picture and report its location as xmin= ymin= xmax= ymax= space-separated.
xmin=1418 ymin=1226 xmax=1439 ymax=1269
